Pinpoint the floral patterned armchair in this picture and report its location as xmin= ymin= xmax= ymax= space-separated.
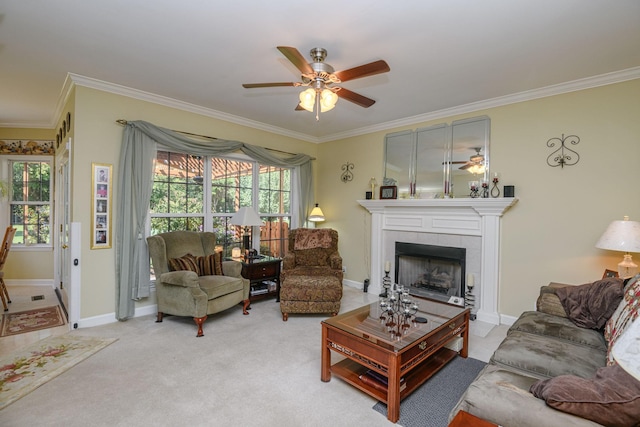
xmin=279 ymin=228 xmax=343 ymax=321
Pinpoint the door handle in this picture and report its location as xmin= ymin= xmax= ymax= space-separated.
xmin=62 ymin=244 xmax=68 ymax=249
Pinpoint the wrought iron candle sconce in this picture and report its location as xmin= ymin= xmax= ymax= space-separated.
xmin=490 ymin=173 xmax=500 ymax=197
xmin=546 ymin=134 xmax=580 ymax=168
xmin=469 ymin=181 xmax=479 ymax=198
xmin=341 ymin=161 xmax=354 ymax=182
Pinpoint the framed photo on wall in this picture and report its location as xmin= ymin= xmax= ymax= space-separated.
xmin=91 ymin=163 xmax=112 ymax=249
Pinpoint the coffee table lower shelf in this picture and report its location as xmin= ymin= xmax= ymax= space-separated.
xmin=330 ymin=346 xmax=458 ymax=403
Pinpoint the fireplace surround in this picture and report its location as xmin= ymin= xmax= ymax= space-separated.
xmin=359 ymin=198 xmax=517 ymax=325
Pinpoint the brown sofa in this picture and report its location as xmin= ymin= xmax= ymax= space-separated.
xmin=449 ymin=277 xmax=640 ymax=427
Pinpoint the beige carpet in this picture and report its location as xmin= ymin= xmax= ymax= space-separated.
xmin=0 ymin=286 xmax=503 ymax=426
xmin=0 ymin=306 xmax=65 ymax=337
xmin=0 ymin=334 xmax=117 ymax=410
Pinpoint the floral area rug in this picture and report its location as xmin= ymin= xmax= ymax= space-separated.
xmin=0 ymin=306 xmax=65 ymax=337
xmin=0 ymin=334 xmax=117 ymax=410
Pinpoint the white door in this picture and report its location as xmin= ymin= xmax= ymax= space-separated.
xmin=54 ymin=140 xmax=76 ymax=327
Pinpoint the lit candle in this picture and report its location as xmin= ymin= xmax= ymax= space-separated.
xmin=384 ymin=261 xmax=391 ymax=273
xmin=467 ymin=274 xmax=474 ymax=287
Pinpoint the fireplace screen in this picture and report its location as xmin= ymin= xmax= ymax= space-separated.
xmin=395 ymin=242 xmax=465 ymax=303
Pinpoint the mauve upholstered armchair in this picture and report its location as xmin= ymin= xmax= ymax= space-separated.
xmin=147 ymin=231 xmax=250 ymax=337
xmin=279 ymin=228 xmax=343 ymax=321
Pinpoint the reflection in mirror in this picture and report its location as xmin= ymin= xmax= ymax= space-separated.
xmin=384 ymin=130 xmax=414 ymax=195
xmin=415 ymin=124 xmax=448 ymax=198
xmin=449 ymin=116 xmax=490 ymax=198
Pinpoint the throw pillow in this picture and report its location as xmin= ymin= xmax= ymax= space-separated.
xmin=612 ymin=316 xmax=640 ymax=382
xmin=197 ymin=252 xmax=223 ymax=276
xmin=530 ymin=364 xmax=640 ymax=427
xmin=604 ymin=277 xmax=640 ymax=365
xmin=168 ymin=253 xmax=200 ymax=275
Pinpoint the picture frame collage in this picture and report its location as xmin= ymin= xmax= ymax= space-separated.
xmin=91 ymin=163 xmax=112 ymax=249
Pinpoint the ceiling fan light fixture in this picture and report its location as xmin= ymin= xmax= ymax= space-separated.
xmin=320 ymin=89 xmax=338 ymax=112
xmin=299 ymin=88 xmax=316 ymax=112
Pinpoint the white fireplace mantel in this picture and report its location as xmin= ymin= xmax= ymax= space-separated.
xmin=358 ymin=198 xmax=518 ymax=325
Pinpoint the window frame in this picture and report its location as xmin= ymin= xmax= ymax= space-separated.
xmin=4 ymin=155 xmax=54 ymax=250
xmin=148 ymin=147 xmax=294 ymax=256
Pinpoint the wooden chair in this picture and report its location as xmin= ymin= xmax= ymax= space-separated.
xmin=0 ymin=226 xmax=17 ymax=311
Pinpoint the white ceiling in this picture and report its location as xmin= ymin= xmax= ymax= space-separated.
xmin=1 ymin=1 xmax=639 ymax=142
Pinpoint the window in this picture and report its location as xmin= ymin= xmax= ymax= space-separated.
xmin=9 ymin=158 xmax=53 ymax=246
xmin=149 ymin=150 xmax=291 ymax=258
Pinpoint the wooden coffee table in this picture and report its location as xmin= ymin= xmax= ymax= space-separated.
xmin=321 ymin=297 xmax=469 ymax=423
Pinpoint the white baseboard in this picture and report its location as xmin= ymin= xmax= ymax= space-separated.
xmin=5 ymin=279 xmax=55 ymax=287
xmin=75 ymin=304 xmax=157 ymax=329
xmin=499 ymin=313 xmax=518 ymax=326
xmin=343 ymin=279 xmax=363 ymax=290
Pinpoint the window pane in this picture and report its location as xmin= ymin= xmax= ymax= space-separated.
xmin=152 ymin=152 xmax=203 ymax=215
xmin=11 ymin=204 xmax=50 ymax=244
xmin=211 ymin=158 xmax=253 ymax=213
xmin=259 ymin=166 xmax=290 ymax=214
xmin=150 ymin=216 xmax=203 ymax=235
xmin=10 ymin=161 xmax=50 ymax=202
xmin=260 ymin=216 xmax=290 ymax=258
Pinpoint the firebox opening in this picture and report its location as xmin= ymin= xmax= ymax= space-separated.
xmin=395 ymin=242 xmax=466 ymax=304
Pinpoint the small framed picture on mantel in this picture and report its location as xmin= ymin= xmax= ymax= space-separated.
xmin=380 ymin=185 xmax=397 ymax=199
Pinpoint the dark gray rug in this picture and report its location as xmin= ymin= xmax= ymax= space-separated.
xmin=372 ymin=356 xmax=486 ymax=427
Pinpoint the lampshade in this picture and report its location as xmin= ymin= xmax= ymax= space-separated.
xmin=308 ymin=203 xmax=325 ymax=222
xmin=596 ymin=216 xmax=640 ymax=277
xmin=229 ymin=207 xmax=263 ymax=227
xmin=298 ymin=88 xmax=338 ymax=115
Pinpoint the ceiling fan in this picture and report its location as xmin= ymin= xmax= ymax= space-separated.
xmin=455 ymin=147 xmax=486 ymax=174
xmin=242 ymin=46 xmax=390 ymax=119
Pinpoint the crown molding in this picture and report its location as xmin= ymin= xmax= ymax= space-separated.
xmin=319 ymin=66 xmax=640 ymax=142
xmin=67 ymin=73 xmax=321 ymax=143
xmin=15 ymin=67 xmax=638 ymax=138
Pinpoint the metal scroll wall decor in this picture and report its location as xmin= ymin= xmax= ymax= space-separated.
xmin=341 ymin=161 xmax=354 ymax=183
xmin=546 ymin=134 xmax=580 ymax=168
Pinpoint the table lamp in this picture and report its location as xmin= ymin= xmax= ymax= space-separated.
xmin=308 ymin=203 xmax=325 ymax=222
xmin=230 ymin=207 xmax=263 ymax=252
xmin=595 ymin=215 xmax=640 ymax=278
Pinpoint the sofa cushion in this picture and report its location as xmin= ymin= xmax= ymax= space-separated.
xmin=530 ymin=364 xmax=640 ymax=427
xmin=509 ymin=311 xmax=607 ymax=351
xmin=490 ymin=330 xmax=606 ymax=379
xmin=604 ymin=276 xmax=640 ymax=365
xmin=450 ymin=365 xmax=602 ymax=427
xmin=197 ymin=252 xmax=223 ymax=276
xmin=168 ymin=253 xmax=200 ymax=275
xmin=198 ymin=275 xmax=244 ymax=300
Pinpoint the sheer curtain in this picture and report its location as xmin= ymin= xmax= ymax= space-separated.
xmin=116 ymin=120 xmax=314 ymax=320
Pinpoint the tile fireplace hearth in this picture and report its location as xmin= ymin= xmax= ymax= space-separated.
xmin=358 ymin=198 xmax=518 ymax=325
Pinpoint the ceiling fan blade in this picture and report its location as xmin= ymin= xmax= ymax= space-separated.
xmin=277 ymin=46 xmax=314 ymax=75
xmin=333 ymin=60 xmax=390 ymax=82
xmin=459 ymin=163 xmax=472 ymax=170
xmin=242 ymin=82 xmax=296 ymax=88
xmin=295 ymin=104 xmax=305 ymax=111
xmin=336 ymin=87 xmax=376 ymax=108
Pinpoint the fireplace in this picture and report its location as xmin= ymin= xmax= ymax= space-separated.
xmin=395 ymin=242 xmax=465 ymax=304
xmin=358 ymin=198 xmax=518 ymax=325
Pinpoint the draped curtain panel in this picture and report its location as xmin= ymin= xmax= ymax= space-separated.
xmin=116 ymin=120 xmax=314 ymax=320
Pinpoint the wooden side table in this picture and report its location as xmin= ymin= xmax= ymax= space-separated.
xmin=235 ymin=256 xmax=281 ymax=303
xmin=448 ymin=411 xmax=498 ymax=427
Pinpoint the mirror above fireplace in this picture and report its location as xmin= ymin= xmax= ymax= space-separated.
xmin=383 ymin=115 xmax=490 ymax=198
